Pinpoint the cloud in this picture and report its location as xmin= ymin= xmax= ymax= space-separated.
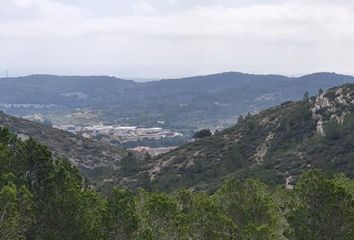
xmin=132 ymin=0 xmax=157 ymax=15
xmin=0 ymin=0 xmax=354 ymax=77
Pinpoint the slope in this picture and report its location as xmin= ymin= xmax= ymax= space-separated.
xmin=0 ymin=111 xmax=131 ymax=187
xmin=148 ymin=84 xmax=354 ymax=191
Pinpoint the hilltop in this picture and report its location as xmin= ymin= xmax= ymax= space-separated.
xmin=147 ymin=84 xmax=354 ymax=191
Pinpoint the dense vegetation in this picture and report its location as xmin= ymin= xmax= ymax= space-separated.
xmin=1 ymin=127 xmax=353 ymax=239
xmin=2 ymin=84 xmax=354 ymax=196
xmin=0 ymin=111 xmax=134 ymax=191
xmin=193 ymin=129 xmax=212 ymax=139
xmin=149 ymin=85 xmax=354 ymax=192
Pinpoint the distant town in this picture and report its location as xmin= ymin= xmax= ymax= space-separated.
xmin=0 ymin=103 xmax=60 ymax=109
xmin=56 ymin=123 xmax=182 ymax=142
xmin=22 ymin=114 xmax=184 ymax=156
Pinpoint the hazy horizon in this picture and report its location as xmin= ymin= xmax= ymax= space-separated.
xmin=2 ymin=71 xmax=354 ymax=82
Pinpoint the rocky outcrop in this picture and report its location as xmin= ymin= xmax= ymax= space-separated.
xmin=311 ymin=86 xmax=354 ymax=135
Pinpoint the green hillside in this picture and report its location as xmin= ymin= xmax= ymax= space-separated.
xmin=1 ymin=127 xmax=353 ymax=239
xmin=148 ymin=84 xmax=354 ymax=191
xmin=2 ymin=83 xmax=354 ymax=194
xmin=0 ymin=112 xmax=132 ymax=188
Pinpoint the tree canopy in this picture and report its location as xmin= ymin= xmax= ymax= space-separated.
xmin=0 ymin=127 xmax=353 ymax=239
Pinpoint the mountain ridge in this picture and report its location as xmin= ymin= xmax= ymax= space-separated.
xmin=2 ymin=72 xmax=354 ymax=131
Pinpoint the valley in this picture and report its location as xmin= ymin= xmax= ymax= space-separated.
xmin=2 ymin=72 xmax=354 ymax=151
xmin=2 ymin=73 xmax=354 ymax=193
xmin=1 ymin=81 xmax=354 ymax=239
xmin=2 ymin=1 xmax=354 ymax=238
xmin=1 ymin=74 xmax=354 ymax=239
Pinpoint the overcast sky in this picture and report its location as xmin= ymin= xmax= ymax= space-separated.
xmin=1 ymin=0 xmax=354 ymax=78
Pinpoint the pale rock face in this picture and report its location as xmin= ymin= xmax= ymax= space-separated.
xmin=316 ymin=119 xmax=325 ymax=135
xmin=331 ymin=112 xmax=348 ymax=124
xmin=253 ymin=131 xmax=275 ymax=163
xmin=17 ymin=133 xmax=29 ymax=142
xmin=260 ymin=116 xmax=279 ymax=126
xmin=312 ymin=91 xmax=331 ymax=112
xmin=311 ymin=91 xmax=329 ymax=135
xmin=148 ymin=155 xmax=177 ymax=180
xmin=311 ymin=87 xmax=354 ymax=135
xmin=260 ymin=116 xmax=270 ymax=126
xmin=285 ymin=176 xmax=295 ymax=190
xmin=335 ymin=88 xmax=348 ymax=105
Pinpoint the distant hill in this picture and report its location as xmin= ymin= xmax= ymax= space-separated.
xmin=1 ymin=72 xmax=354 ymax=130
xmin=0 ymin=75 xmax=136 ymax=107
xmin=145 ymin=83 xmax=354 ymax=192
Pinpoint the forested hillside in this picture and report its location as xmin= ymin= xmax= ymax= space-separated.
xmin=2 ymin=72 xmax=354 ymax=129
xmin=0 ymin=111 xmax=135 ymax=190
xmin=3 ymin=83 xmax=354 ymax=194
xmin=148 ymin=84 xmax=354 ymax=191
xmin=1 ymin=127 xmax=353 ymax=240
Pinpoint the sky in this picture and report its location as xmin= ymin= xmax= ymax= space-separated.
xmin=1 ymin=0 xmax=354 ymax=79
